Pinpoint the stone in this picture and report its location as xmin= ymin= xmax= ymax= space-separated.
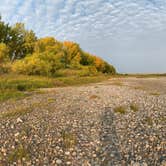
xmin=56 ymin=159 xmax=62 ymax=165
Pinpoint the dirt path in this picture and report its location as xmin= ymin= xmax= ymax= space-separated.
xmin=0 ymin=77 xmax=166 ymax=166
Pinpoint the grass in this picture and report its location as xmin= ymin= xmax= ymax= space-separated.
xmin=114 ymin=106 xmax=126 ymax=114
xmin=117 ymin=73 xmax=166 ymax=78
xmin=145 ymin=117 xmax=153 ymax=126
xmin=110 ymin=80 xmax=123 ymax=86
xmin=130 ymin=103 xmax=139 ymax=112
xmin=8 ymin=144 xmax=30 ymax=162
xmin=0 ymin=74 xmax=110 ymax=102
xmin=61 ymin=130 xmax=77 ymax=149
xmin=149 ymin=92 xmax=160 ymax=96
xmin=0 ymin=107 xmax=32 ymax=118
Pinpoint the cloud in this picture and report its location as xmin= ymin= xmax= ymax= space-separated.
xmin=0 ymin=0 xmax=166 ymax=73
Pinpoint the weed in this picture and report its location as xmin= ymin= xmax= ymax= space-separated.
xmin=145 ymin=117 xmax=153 ymax=126
xmin=130 ymin=103 xmax=139 ymax=112
xmin=150 ymin=92 xmax=160 ymax=96
xmin=8 ymin=145 xmax=30 ymax=162
xmin=61 ymin=130 xmax=77 ymax=149
xmin=0 ymin=107 xmax=32 ymax=118
xmin=114 ymin=106 xmax=126 ymax=114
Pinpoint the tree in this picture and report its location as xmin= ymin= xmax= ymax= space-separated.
xmin=62 ymin=41 xmax=82 ymax=68
xmin=0 ymin=17 xmax=37 ymax=61
xmin=0 ymin=16 xmax=11 ymax=44
xmin=80 ymin=52 xmax=95 ymax=66
xmin=8 ymin=23 xmax=37 ymax=61
xmin=34 ymin=37 xmax=56 ymax=53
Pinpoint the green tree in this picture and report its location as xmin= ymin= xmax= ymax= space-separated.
xmin=8 ymin=23 xmax=37 ymax=61
xmin=0 ymin=16 xmax=11 ymax=44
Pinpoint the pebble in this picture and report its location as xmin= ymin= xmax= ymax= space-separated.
xmin=0 ymin=77 xmax=165 ymax=165
xmin=56 ymin=159 xmax=62 ymax=165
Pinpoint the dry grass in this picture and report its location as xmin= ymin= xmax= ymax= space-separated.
xmin=145 ymin=117 xmax=153 ymax=126
xmin=149 ymin=92 xmax=160 ymax=96
xmin=114 ymin=106 xmax=126 ymax=114
xmin=61 ymin=130 xmax=77 ymax=149
xmin=130 ymin=103 xmax=139 ymax=112
xmin=8 ymin=144 xmax=30 ymax=162
xmin=0 ymin=107 xmax=32 ymax=118
xmin=110 ymin=80 xmax=123 ymax=86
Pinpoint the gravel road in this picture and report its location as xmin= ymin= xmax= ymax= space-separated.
xmin=0 ymin=77 xmax=166 ymax=166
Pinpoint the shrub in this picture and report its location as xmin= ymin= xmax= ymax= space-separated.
xmin=0 ymin=43 xmax=10 ymax=63
xmin=12 ymin=54 xmax=51 ymax=76
xmin=130 ymin=103 xmax=139 ymax=112
xmin=0 ymin=62 xmax=11 ymax=74
xmin=114 ymin=106 xmax=126 ymax=114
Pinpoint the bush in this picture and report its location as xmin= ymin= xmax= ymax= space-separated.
xmin=12 ymin=54 xmax=51 ymax=76
xmin=0 ymin=43 xmax=10 ymax=63
xmin=0 ymin=63 xmax=11 ymax=74
xmin=0 ymin=43 xmax=11 ymax=74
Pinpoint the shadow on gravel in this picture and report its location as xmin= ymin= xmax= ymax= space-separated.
xmin=99 ymin=107 xmax=122 ymax=166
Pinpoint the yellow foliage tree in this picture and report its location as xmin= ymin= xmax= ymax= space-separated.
xmin=63 ymin=41 xmax=81 ymax=68
xmin=34 ymin=37 xmax=57 ymax=53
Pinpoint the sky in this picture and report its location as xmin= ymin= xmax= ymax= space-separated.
xmin=0 ymin=0 xmax=166 ymax=73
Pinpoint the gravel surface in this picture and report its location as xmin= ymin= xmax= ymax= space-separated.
xmin=0 ymin=77 xmax=166 ymax=166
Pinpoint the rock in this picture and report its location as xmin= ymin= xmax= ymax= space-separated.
xmin=16 ymin=117 xmax=23 ymax=123
xmin=66 ymin=161 xmax=71 ymax=165
xmin=142 ymin=162 xmax=148 ymax=166
xmin=65 ymin=151 xmax=70 ymax=156
xmin=132 ymin=162 xmax=140 ymax=166
xmin=14 ymin=132 xmax=20 ymax=137
xmin=56 ymin=159 xmax=62 ymax=165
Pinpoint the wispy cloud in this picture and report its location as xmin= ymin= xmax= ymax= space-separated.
xmin=0 ymin=0 xmax=166 ymax=73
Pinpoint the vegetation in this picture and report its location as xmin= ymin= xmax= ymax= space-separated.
xmin=130 ymin=103 xmax=139 ymax=112
xmin=61 ymin=130 xmax=77 ymax=149
xmin=114 ymin=106 xmax=126 ymax=114
xmin=0 ymin=107 xmax=33 ymax=118
xmin=0 ymin=74 xmax=110 ymax=101
xmin=0 ymin=16 xmax=116 ymax=77
xmin=8 ymin=144 xmax=30 ymax=162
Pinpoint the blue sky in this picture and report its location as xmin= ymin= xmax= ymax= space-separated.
xmin=0 ymin=0 xmax=166 ymax=73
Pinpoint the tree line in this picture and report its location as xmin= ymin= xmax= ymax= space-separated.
xmin=0 ymin=16 xmax=116 ymax=76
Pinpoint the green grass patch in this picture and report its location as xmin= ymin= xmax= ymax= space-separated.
xmin=0 ymin=74 xmax=110 ymax=102
xmin=114 ymin=106 xmax=126 ymax=114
